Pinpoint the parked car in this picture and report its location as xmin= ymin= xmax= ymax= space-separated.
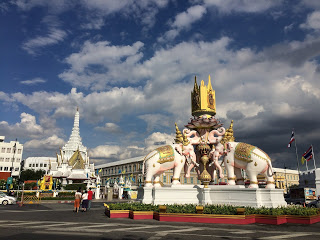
xmin=307 ymin=199 xmax=320 ymax=208
xmin=0 ymin=192 xmax=17 ymax=205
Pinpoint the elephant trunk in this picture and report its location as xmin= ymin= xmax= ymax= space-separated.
xmin=183 ymin=129 xmax=200 ymax=145
xmin=208 ymin=127 xmax=226 ymax=144
xmin=267 ymin=159 xmax=274 ymax=177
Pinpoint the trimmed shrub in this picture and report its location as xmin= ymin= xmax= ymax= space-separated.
xmin=64 ymin=184 xmax=86 ymax=191
xmin=105 ymin=203 xmax=320 ymax=216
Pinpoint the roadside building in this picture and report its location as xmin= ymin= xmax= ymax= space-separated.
xmin=0 ymin=136 xmax=23 ymax=180
xmin=271 ymin=168 xmax=299 ymax=193
xmin=23 ymin=157 xmax=57 ymax=174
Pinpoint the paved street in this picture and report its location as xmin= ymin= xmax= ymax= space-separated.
xmin=1 ymin=202 xmax=320 ymax=240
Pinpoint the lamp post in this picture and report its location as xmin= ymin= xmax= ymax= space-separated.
xmin=11 ymin=139 xmax=17 ymax=177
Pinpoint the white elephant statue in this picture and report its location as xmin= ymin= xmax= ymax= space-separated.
xmin=142 ymin=124 xmax=196 ymax=187
xmin=208 ymin=148 xmax=224 ymax=179
xmin=214 ymin=141 xmax=275 ymax=189
xmin=210 ymin=121 xmax=275 ymax=189
xmin=182 ymin=126 xmax=226 ymax=179
xmin=142 ymin=143 xmax=196 ymax=187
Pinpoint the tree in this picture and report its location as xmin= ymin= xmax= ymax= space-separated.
xmin=19 ymin=169 xmax=46 ymax=182
xmin=0 ymin=179 xmax=6 ymax=190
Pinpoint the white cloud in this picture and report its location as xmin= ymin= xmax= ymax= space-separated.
xmin=94 ymin=123 xmax=122 ymax=133
xmin=300 ymin=11 xmax=320 ymax=30
xmin=204 ymin=0 xmax=281 ymax=13
xmin=89 ymin=131 xmax=174 ymax=163
xmin=8 ymin=37 xmax=320 ymax=130
xmin=138 ymin=114 xmax=172 ymax=132
xmin=22 ymin=28 xmax=67 ymax=55
xmin=159 ymin=5 xmax=207 ymax=42
xmin=81 ymin=0 xmax=169 ymax=29
xmin=0 ymin=113 xmax=43 ymax=138
xmin=284 ymin=23 xmax=294 ymax=33
xmin=24 ymin=135 xmax=65 ymax=150
xmin=218 ymin=102 xmax=264 ymax=119
xmin=0 ymin=2 xmax=9 ymax=12
xmin=89 ymin=145 xmax=144 ymax=161
xmin=59 ymin=41 xmax=144 ymax=90
xmin=3 ymin=36 xmax=320 ymax=164
xmin=301 ymin=0 xmax=320 ymax=10
xmin=173 ymin=5 xmax=207 ymax=29
xmin=20 ymin=77 xmax=46 ymax=85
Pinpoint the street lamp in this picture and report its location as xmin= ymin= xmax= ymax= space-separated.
xmin=11 ymin=138 xmax=17 ymax=177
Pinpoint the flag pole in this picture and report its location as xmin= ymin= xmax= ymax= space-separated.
xmin=312 ymin=145 xmax=317 ymax=170
xmin=294 ymin=131 xmax=301 ymax=174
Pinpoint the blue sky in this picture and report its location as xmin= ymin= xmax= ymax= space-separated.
xmin=1 ymin=0 xmax=320 ymax=170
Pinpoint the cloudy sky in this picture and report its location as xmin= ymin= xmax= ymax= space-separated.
xmin=1 ymin=0 xmax=320 ymax=170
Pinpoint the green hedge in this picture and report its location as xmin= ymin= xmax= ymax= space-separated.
xmin=106 ymin=203 xmax=320 ymax=216
xmin=245 ymin=205 xmax=319 ymax=216
xmin=203 ymin=204 xmax=238 ymax=215
xmin=64 ymin=184 xmax=86 ymax=191
xmin=166 ymin=204 xmax=197 ymax=214
xmin=57 ymin=191 xmax=75 ymax=197
xmin=108 ymin=203 xmax=158 ymax=211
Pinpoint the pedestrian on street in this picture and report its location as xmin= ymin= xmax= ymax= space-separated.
xmin=87 ymin=187 xmax=93 ymax=210
xmin=81 ymin=190 xmax=88 ymax=212
xmin=74 ymin=188 xmax=82 ymax=213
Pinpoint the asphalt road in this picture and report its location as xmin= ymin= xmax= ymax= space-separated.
xmin=0 ymin=202 xmax=320 ymax=240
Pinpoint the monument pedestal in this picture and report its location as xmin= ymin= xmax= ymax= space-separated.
xmin=137 ymin=185 xmax=287 ymax=207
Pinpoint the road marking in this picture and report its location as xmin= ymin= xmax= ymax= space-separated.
xmin=33 ymin=231 xmax=103 ymax=237
xmin=28 ymin=222 xmax=79 ymax=228
xmin=3 ymin=221 xmax=44 ymax=226
xmin=258 ymin=233 xmax=313 ymax=239
xmin=147 ymin=227 xmax=202 ymax=240
xmin=48 ymin=225 xmax=157 ymax=233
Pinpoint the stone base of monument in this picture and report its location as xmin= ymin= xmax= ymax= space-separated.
xmin=137 ymin=185 xmax=287 ymax=208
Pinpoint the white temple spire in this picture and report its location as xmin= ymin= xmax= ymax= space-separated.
xmin=62 ymin=108 xmax=86 ymax=157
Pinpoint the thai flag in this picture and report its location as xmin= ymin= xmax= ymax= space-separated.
xmin=302 ymin=146 xmax=313 ymax=163
xmin=288 ymin=131 xmax=295 ymax=148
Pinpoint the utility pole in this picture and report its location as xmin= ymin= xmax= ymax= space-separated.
xmin=11 ymin=138 xmax=17 ymax=177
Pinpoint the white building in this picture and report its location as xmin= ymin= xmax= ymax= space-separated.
xmin=0 ymin=136 xmax=23 ymax=178
xmin=23 ymin=157 xmax=57 ymax=174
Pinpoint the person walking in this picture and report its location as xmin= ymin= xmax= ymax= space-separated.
xmin=74 ymin=188 xmax=82 ymax=213
xmin=81 ymin=190 xmax=88 ymax=212
xmin=87 ymin=188 xmax=93 ymax=210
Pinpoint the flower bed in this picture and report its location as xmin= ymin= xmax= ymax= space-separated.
xmin=154 ymin=212 xmax=256 ymax=224
xmin=105 ymin=203 xmax=157 ymax=219
xmin=129 ymin=211 xmax=154 ymax=220
xmin=104 ymin=203 xmax=320 ymax=225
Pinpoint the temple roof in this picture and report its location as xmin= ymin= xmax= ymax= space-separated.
xmin=68 ymin=149 xmax=85 ymax=170
xmin=67 ymin=173 xmax=88 ymax=180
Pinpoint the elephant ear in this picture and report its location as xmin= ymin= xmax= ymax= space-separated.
xmin=175 ymin=144 xmax=183 ymax=155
